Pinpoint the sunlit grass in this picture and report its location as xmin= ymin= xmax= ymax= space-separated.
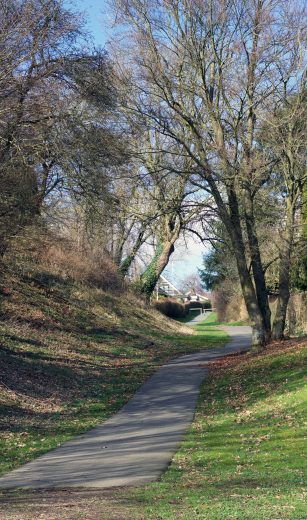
xmin=128 ymin=338 xmax=306 ymax=519
xmin=199 ymin=311 xmax=249 ymax=327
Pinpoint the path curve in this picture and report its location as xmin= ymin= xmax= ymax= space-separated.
xmin=0 ymin=325 xmax=251 ymax=490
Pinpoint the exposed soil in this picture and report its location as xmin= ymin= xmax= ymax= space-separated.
xmin=0 ymin=488 xmax=145 ymax=520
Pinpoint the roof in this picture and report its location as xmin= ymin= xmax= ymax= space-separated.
xmin=186 ymin=291 xmax=209 ymax=301
xmin=156 ymin=275 xmax=182 ymax=297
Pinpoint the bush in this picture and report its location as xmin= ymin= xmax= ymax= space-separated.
xmin=203 ymin=300 xmax=212 ymax=310
xmin=6 ymin=225 xmax=124 ymax=294
xmin=186 ymin=300 xmax=211 ymax=311
xmin=212 ymin=279 xmax=248 ymax=323
xmin=154 ymin=298 xmax=189 ymax=318
xmin=41 ymin=242 xmax=124 ymax=293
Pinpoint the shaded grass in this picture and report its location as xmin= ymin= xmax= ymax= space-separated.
xmin=2 ymin=254 xmax=305 ymax=520
xmin=0 ymin=265 xmax=227 ymax=476
xmin=128 ymin=337 xmax=307 ymax=519
xmin=174 ymin=309 xmax=202 ymax=323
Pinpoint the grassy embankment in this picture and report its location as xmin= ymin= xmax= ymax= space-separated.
xmin=1 ymin=271 xmax=305 ymax=520
xmin=128 ymin=333 xmax=306 ymax=519
xmin=0 ymin=260 xmax=227 ymax=477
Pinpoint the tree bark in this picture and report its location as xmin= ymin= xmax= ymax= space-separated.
xmin=226 ymin=187 xmax=266 ymax=347
xmin=119 ymin=228 xmax=147 ymax=276
xmin=229 ymin=227 xmax=266 ymax=347
xmin=272 ymin=200 xmax=295 ymax=339
xmin=205 ymin=179 xmax=266 ymax=347
xmin=243 ymin=187 xmax=271 ymax=341
xmin=0 ymin=241 xmax=7 ymax=258
xmin=139 ymin=240 xmax=176 ymax=299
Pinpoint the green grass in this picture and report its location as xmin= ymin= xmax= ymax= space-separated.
xmin=161 ymin=314 xmax=227 ymax=351
xmin=2 ymin=255 xmax=306 ymax=520
xmin=0 ymin=267 xmax=227 ymax=476
xmin=202 ymin=311 xmax=249 ymax=327
xmin=127 ymin=337 xmax=307 ymax=519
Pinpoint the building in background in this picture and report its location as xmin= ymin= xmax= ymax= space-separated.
xmin=155 ymin=275 xmax=210 ymax=303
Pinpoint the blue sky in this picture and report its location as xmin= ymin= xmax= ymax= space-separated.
xmin=72 ymin=0 xmax=208 ymax=284
xmin=163 ymin=236 xmax=209 ymax=286
xmin=73 ymin=0 xmax=110 ymax=47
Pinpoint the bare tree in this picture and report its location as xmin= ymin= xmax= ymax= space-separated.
xmin=112 ymin=0 xmax=306 ymax=346
xmin=115 ymin=111 xmax=201 ymax=297
xmin=0 ymin=0 xmax=120 ymax=259
xmin=0 ymin=0 xmax=82 ymax=253
xmin=261 ymin=88 xmax=307 ymax=339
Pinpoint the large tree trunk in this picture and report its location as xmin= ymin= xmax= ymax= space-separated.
xmin=272 ymin=201 xmax=295 ymax=339
xmin=230 ymin=227 xmax=266 ymax=348
xmin=243 ymin=187 xmax=271 ymax=341
xmin=139 ymin=240 xmax=175 ymax=299
xmin=208 ymin=180 xmax=267 ymax=347
xmin=226 ymin=187 xmax=266 ymax=347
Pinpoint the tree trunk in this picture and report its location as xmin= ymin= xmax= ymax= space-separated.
xmin=230 ymin=228 xmax=266 ymax=347
xmin=139 ymin=240 xmax=175 ymax=299
xmin=207 ymin=180 xmax=266 ymax=347
xmin=272 ymin=201 xmax=295 ymax=339
xmin=226 ymin=187 xmax=266 ymax=347
xmin=0 ymin=240 xmax=7 ymax=258
xmin=113 ymin=240 xmax=125 ymax=268
xmin=243 ymin=187 xmax=271 ymax=341
xmin=119 ymin=228 xmax=146 ymax=277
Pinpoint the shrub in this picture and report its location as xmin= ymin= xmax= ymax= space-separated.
xmin=212 ymin=279 xmax=248 ymax=323
xmin=186 ymin=301 xmax=211 ymax=312
xmin=6 ymin=225 xmax=124 ymax=294
xmin=203 ymin=300 xmax=212 ymax=310
xmin=41 ymin=242 xmax=124 ymax=293
xmin=154 ymin=298 xmax=189 ymax=318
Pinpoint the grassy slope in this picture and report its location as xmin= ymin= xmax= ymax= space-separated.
xmin=129 ymin=336 xmax=307 ymax=519
xmin=1 ymin=271 xmax=305 ymax=520
xmin=0 ymin=264 xmax=227 ymax=476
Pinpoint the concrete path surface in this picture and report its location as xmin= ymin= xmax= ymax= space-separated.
xmin=186 ymin=310 xmax=212 ymax=325
xmin=0 ymin=325 xmax=251 ymax=490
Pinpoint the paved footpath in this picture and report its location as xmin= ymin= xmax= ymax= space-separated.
xmin=0 ymin=325 xmax=251 ymax=490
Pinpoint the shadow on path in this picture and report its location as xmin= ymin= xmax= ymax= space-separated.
xmin=0 ymin=326 xmax=251 ymax=490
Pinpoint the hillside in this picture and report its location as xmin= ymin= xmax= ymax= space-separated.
xmin=0 ymin=237 xmax=227 ymax=477
xmin=0 ymin=308 xmax=305 ymax=519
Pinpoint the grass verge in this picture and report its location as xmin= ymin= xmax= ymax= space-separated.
xmin=128 ymin=336 xmax=306 ymax=519
xmin=174 ymin=309 xmax=203 ymax=323
xmin=2 ymin=312 xmax=305 ymax=520
xmin=202 ymin=311 xmax=249 ymax=327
